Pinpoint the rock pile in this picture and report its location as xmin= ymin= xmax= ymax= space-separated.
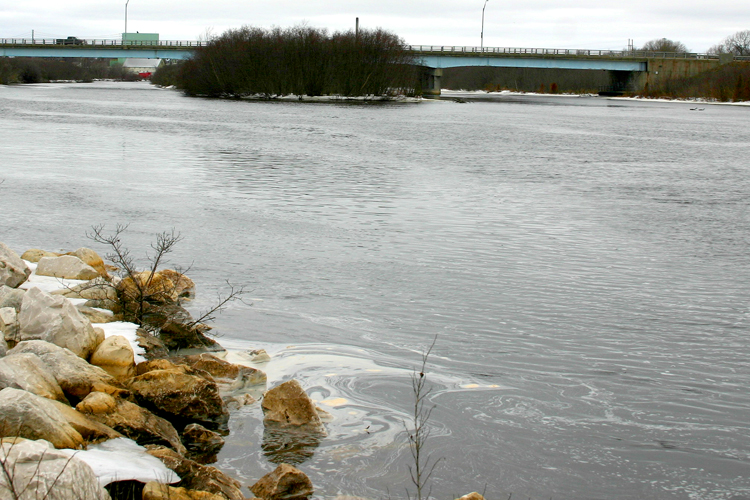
xmin=0 ymin=242 xmax=318 ymax=500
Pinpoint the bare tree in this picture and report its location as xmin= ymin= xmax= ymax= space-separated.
xmin=640 ymin=38 xmax=689 ymax=53
xmin=405 ymin=336 xmax=443 ymax=500
xmin=709 ymin=30 xmax=750 ymax=56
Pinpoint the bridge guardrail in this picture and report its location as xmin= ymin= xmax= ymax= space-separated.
xmin=405 ymin=45 xmax=739 ymax=60
xmin=0 ymin=38 xmax=206 ymax=47
xmin=2 ymin=39 xmax=749 ymax=61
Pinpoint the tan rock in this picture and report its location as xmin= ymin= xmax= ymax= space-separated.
xmin=0 ymin=285 xmax=25 ymax=311
xmin=48 ymin=399 xmax=123 ymax=443
xmin=66 ymin=247 xmax=108 ymax=278
xmin=173 ymin=353 xmax=267 ymax=388
xmin=127 ymin=368 xmax=228 ymax=432
xmin=52 ymin=277 xmax=117 ymax=301
xmin=117 ymin=271 xmax=178 ymax=304
xmin=8 ymin=340 xmax=123 ymax=402
xmin=35 ymin=255 xmax=99 ymax=281
xmin=143 ymin=482 xmax=226 ymax=500
xmin=262 ymin=380 xmax=323 ymax=429
xmin=147 ymin=446 xmax=245 ymax=500
xmin=76 ymin=305 xmax=115 ymax=324
xmin=249 ymin=463 xmax=314 ymax=500
xmin=20 ymin=248 xmax=59 ymax=262
xmin=159 ymin=269 xmax=195 ymax=299
xmin=0 ymin=387 xmax=84 ymax=449
xmin=182 ymin=423 xmax=225 ymax=463
xmin=75 ymin=391 xmax=118 ymax=414
xmin=77 ymin=391 xmax=186 ymax=455
xmin=90 ymin=335 xmax=136 ymax=381
xmin=455 ymin=494 xmax=485 ymax=500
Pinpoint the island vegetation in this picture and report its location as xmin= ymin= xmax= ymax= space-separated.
xmin=150 ymin=25 xmax=420 ymax=98
xmin=0 ymin=57 xmax=137 ymax=84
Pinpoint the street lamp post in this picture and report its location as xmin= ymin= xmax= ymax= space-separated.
xmin=481 ymin=0 xmax=489 ymax=50
xmin=124 ymin=0 xmax=130 ymax=42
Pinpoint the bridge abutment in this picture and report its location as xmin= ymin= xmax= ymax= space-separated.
xmin=420 ymin=67 xmax=442 ymax=96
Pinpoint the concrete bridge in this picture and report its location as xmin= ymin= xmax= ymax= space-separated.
xmin=2 ymin=38 xmax=745 ymax=95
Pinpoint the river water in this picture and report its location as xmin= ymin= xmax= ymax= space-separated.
xmin=1 ymin=81 xmax=749 ymax=500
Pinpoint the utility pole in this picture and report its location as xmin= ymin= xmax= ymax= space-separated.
xmin=125 ymin=0 xmax=130 ymax=42
xmin=481 ymin=0 xmax=489 ymax=50
xmin=355 ymin=17 xmax=359 ymax=40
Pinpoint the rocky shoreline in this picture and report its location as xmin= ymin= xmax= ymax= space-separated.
xmin=0 ymin=241 xmax=334 ymax=500
xmin=1 ymin=241 xmax=486 ymax=500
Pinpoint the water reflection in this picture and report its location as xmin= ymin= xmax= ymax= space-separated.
xmin=261 ymin=424 xmax=324 ymax=465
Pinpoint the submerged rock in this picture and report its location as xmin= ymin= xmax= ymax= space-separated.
xmin=261 ymin=380 xmax=324 ymax=429
xmin=249 ymin=463 xmax=314 ymax=500
xmin=182 ymin=423 xmax=225 ymax=464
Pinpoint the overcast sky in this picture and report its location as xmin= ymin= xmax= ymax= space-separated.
xmin=1 ymin=0 xmax=747 ymax=52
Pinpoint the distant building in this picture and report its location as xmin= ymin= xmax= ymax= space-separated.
xmin=122 ymin=58 xmax=163 ymax=78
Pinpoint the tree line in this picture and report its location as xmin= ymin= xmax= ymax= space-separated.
xmin=153 ymin=25 xmax=420 ymax=98
xmin=0 ymin=58 xmax=136 ymax=84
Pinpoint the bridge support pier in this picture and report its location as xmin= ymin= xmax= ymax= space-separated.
xmin=420 ymin=67 xmax=442 ymax=96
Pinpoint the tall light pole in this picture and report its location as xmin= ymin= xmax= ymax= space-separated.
xmin=124 ymin=0 xmax=130 ymax=41
xmin=481 ymin=0 xmax=489 ymax=50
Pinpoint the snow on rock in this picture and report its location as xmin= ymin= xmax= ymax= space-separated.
xmin=59 ymin=437 xmax=180 ymax=487
xmin=94 ymin=321 xmax=146 ymax=363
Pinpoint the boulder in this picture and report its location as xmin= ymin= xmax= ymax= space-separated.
xmin=261 ymin=380 xmax=324 ymax=429
xmin=75 ymin=305 xmax=116 ymax=324
xmin=147 ymin=446 xmax=245 ymax=500
xmin=158 ymin=269 xmax=195 ymax=299
xmin=8 ymin=340 xmax=123 ymax=402
xmin=35 ymin=255 xmax=99 ymax=281
xmin=249 ymin=463 xmax=314 ymax=500
xmin=0 ymin=352 xmax=69 ymax=403
xmin=117 ymin=271 xmax=179 ymax=304
xmin=127 ymin=368 xmax=229 ymax=432
xmin=0 ymin=438 xmax=110 ymax=500
xmin=0 ymin=337 xmax=6 ymax=357
xmin=172 ymin=353 xmax=267 ymax=390
xmin=66 ymin=248 xmax=108 ymax=278
xmin=90 ymin=335 xmax=136 ymax=381
xmin=143 ymin=482 xmax=225 ymax=500
xmin=1 ymin=306 xmax=20 ymax=345
xmin=76 ymin=391 xmax=186 ymax=455
xmin=52 ymin=276 xmax=117 ymax=301
xmin=47 ymin=399 xmax=123 ymax=443
xmin=0 ymin=388 xmax=84 ymax=449
xmin=0 ymin=285 xmax=25 ymax=311
xmin=20 ymin=248 xmax=58 ymax=262
xmin=455 ymin=494 xmax=485 ymax=500
xmin=135 ymin=329 xmax=169 ymax=359
xmin=0 ymin=242 xmax=31 ymax=288
xmin=182 ymin=423 xmax=225 ymax=464
xmin=17 ymin=287 xmax=100 ymax=359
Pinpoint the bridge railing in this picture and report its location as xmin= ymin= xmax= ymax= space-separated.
xmin=406 ymin=45 xmax=731 ymax=60
xmin=0 ymin=38 xmax=205 ymax=47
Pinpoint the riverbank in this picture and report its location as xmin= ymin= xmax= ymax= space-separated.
xmin=0 ymin=241 xmax=328 ymax=500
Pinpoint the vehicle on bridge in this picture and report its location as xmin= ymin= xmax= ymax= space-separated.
xmin=55 ymin=37 xmax=86 ymax=46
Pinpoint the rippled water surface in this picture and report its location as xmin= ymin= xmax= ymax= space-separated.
xmin=1 ymin=82 xmax=749 ymax=500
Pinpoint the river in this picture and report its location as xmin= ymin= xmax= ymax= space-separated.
xmin=1 ymin=81 xmax=749 ymax=500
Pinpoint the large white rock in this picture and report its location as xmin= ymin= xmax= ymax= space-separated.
xmin=0 ymin=285 xmax=25 ymax=310
xmin=17 ymin=287 xmax=100 ymax=359
xmin=0 ymin=306 xmax=19 ymax=344
xmin=0 ymin=387 xmax=84 ymax=449
xmin=35 ymin=255 xmax=100 ymax=281
xmin=0 ymin=242 xmax=31 ymax=288
xmin=0 ymin=438 xmax=110 ymax=500
xmin=0 ymin=352 xmax=68 ymax=403
xmin=8 ymin=340 xmax=121 ymax=401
